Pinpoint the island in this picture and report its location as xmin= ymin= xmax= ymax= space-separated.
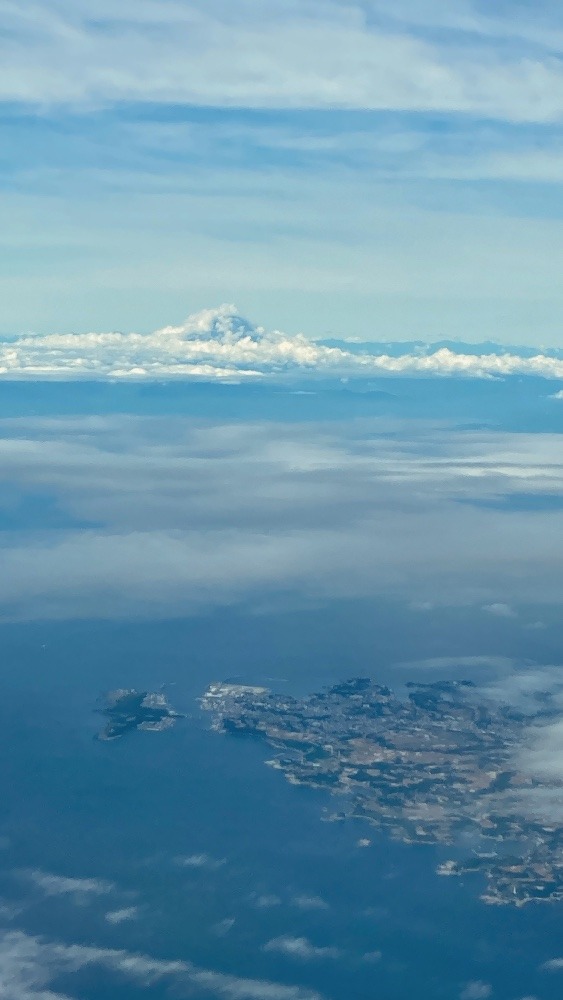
xmin=96 ymin=688 xmax=183 ymax=741
xmin=201 ymin=677 xmax=563 ymax=907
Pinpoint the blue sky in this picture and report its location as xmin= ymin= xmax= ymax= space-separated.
xmin=4 ymin=0 xmax=563 ymax=344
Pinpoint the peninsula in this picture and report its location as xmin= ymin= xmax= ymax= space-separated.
xmin=201 ymin=677 xmax=563 ymax=907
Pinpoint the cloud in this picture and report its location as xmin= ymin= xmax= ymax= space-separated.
xmin=20 ymin=870 xmax=114 ymax=899
xmin=465 ymin=664 xmax=563 ymax=822
xmin=4 ymin=415 xmax=563 ymax=620
xmin=212 ymin=918 xmax=236 ymax=937
xmin=460 ymin=984 xmax=492 ymax=1000
xmin=174 ymin=854 xmax=226 ymax=870
xmin=396 ymin=656 xmax=517 ymax=675
xmin=104 ymin=907 xmax=139 ymax=924
xmin=4 ymin=305 xmax=563 ymax=381
xmin=482 ymin=602 xmax=517 ymax=618
xmin=477 ymin=665 xmax=563 ymax=711
xmin=0 ymin=928 xmax=326 ymax=1000
xmin=3 ymin=1 xmax=563 ymax=124
xmin=263 ymin=936 xmax=341 ymax=961
xmin=0 ymin=900 xmax=24 ymax=922
xmin=252 ymin=895 xmax=282 ymax=909
xmin=541 ymin=957 xmax=563 ymax=970
xmin=391 ymin=659 xmax=563 ymax=829
xmin=518 ymin=717 xmax=563 ymax=780
xmin=362 ymin=950 xmax=382 ymax=963
xmin=291 ymin=895 xmax=329 ymax=911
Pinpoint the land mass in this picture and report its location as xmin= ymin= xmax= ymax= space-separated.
xmin=96 ymin=689 xmax=183 ymax=741
xmin=201 ymin=677 xmax=563 ymax=907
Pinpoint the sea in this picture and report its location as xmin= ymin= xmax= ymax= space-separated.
xmin=0 ymin=608 xmax=561 ymax=1000
xmin=1 ymin=376 xmax=563 ymax=999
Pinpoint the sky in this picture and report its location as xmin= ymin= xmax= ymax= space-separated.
xmin=4 ymin=0 xmax=563 ymax=346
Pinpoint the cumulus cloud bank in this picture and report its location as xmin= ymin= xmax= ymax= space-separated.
xmin=4 ymin=305 xmax=563 ymax=381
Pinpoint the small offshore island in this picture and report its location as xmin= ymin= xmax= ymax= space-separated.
xmin=201 ymin=678 xmax=563 ymax=907
xmin=96 ymin=689 xmax=183 ymax=741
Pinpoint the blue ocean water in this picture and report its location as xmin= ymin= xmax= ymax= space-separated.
xmin=2 ymin=375 xmax=563 ymax=999
xmin=1 ymin=375 xmax=563 ymax=432
xmin=0 ymin=611 xmax=562 ymax=1000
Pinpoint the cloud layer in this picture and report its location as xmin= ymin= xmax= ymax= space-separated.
xmin=2 ymin=412 xmax=563 ymax=620
xmin=5 ymin=0 xmax=563 ymax=123
xmin=4 ymin=305 xmax=563 ymax=381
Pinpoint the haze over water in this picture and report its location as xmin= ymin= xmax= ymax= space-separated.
xmin=0 ymin=378 xmax=563 ymax=1000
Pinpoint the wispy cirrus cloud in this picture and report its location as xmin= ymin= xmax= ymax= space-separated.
xmin=3 ymin=0 xmax=563 ymax=123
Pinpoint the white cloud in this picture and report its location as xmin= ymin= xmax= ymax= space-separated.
xmin=252 ymin=894 xmax=282 ymax=909
xmin=4 ymin=416 xmax=563 ymax=620
xmin=3 ymin=1 xmax=563 ymax=123
xmin=212 ymin=918 xmax=236 ymax=937
xmin=460 ymin=983 xmax=492 ymax=1000
xmin=173 ymin=854 xmax=226 ymax=870
xmin=519 ymin=718 xmax=563 ymax=779
xmin=291 ymin=895 xmax=329 ymax=911
xmin=472 ymin=665 xmax=563 ymax=823
xmin=263 ymin=936 xmax=341 ymax=961
xmin=0 ymin=900 xmax=24 ymax=922
xmin=105 ymin=907 xmax=139 ymax=924
xmin=20 ymin=870 xmax=114 ymax=899
xmin=0 ymin=928 xmax=326 ymax=1000
xmin=3 ymin=304 xmax=563 ymax=381
xmin=541 ymin=957 xmax=563 ymax=970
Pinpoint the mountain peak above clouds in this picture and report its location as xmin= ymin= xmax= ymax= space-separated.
xmin=2 ymin=306 xmax=563 ymax=381
xmin=157 ymin=305 xmax=264 ymax=345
